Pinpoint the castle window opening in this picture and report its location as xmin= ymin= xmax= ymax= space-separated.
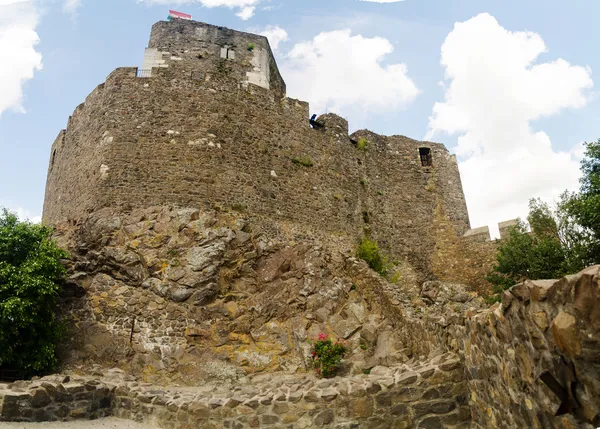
xmin=419 ymin=147 xmax=432 ymax=167
xmin=221 ymin=46 xmax=235 ymax=60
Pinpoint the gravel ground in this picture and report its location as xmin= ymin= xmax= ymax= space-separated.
xmin=0 ymin=418 xmax=157 ymax=428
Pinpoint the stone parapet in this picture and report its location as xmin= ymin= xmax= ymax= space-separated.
xmin=463 ymin=226 xmax=490 ymax=242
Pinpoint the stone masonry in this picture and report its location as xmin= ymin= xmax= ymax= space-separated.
xmin=43 ymin=18 xmax=471 ymax=285
xmin=32 ymin=17 xmax=600 ymax=429
xmin=0 ymin=355 xmax=468 ymax=428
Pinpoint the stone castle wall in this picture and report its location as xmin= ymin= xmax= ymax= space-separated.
xmin=43 ymin=19 xmax=470 ymax=282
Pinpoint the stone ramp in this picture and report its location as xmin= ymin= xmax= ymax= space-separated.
xmin=0 ymin=353 xmax=469 ymax=428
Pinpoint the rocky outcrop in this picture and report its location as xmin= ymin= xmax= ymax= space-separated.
xmin=54 ymin=206 xmax=424 ymax=385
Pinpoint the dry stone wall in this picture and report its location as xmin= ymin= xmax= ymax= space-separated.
xmin=453 ymin=266 xmax=600 ymax=428
xmin=0 ymin=355 xmax=469 ymax=429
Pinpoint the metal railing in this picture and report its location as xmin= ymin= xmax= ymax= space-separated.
xmin=137 ymin=69 xmax=152 ymax=78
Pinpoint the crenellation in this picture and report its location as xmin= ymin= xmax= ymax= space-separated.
xmin=498 ymin=218 xmax=519 ymax=238
xmin=463 ymin=226 xmax=491 ymax=242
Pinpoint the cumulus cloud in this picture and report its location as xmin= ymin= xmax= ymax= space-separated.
xmin=426 ymin=13 xmax=593 ymax=231
xmin=259 ymin=25 xmax=288 ymax=51
xmin=281 ymin=29 xmax=419 ymax=118
xmin=138 ymin=0 xmax=261 ymax=19
xmin=0 ymin=0 xmax=42 ymax=117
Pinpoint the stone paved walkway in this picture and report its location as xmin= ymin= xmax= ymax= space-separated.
xmin=0 ymin=418 xmax=155 ymax=428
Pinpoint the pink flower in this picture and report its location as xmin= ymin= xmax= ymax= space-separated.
xmin=318 ymin=333 xmax=327 ymax=340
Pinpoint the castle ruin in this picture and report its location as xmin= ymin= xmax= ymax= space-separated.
xmin=4 ymin=19 xmax=597 ymax=429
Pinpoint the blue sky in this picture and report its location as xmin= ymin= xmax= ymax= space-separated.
xmin=1 ymin=0 xmax=599 ymax=234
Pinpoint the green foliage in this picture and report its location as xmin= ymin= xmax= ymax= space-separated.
xmin=357 ymin=237 xmax=389 ymax=276
xmin=486 ymin=142 xmax=600 ymax=302
xmin=248 ymin=43 xmax=255 ymax=51
xmin=485 ymin=196 xmax=594 ymax=301
xmin=360 ymin=177 xmax=368 ymax=187
xmin=0 ymin=209 xmax=68 ymax=375
xmin=291 ymin=156 xmax=314 ymax=167
xmin=310 ymin=333 xmax=347 ymax=378
xmin=389 ymin=270 xmax=402 ymax=284
xmin=357 ymin=138 xmax=369 ymax=151
xmin=562 ymin=139 xmax=600 ymax=262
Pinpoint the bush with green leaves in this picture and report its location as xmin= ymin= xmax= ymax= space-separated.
xmin=0 ymin=209 xmax=68 ymax=375
xmin=309 ymin=333 xmax=347 ymax=378
xmin=357 ymin=237 xmax=390 ymax=276
xmin=357 ymin=137 xmax=368 ymax=151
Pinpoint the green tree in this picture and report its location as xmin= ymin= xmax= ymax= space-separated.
xmin=0 ymin=209 xmax=68 ymax=375
xmin=562 ymin=139 xmax=600 ymax=262
xmin=486 ymin=215 xmax=565 ymax=293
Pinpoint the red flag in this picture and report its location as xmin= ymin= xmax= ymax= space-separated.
xmin=168 ymin=10 xmax=192 ymax=20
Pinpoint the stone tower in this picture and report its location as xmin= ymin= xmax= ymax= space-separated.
xmin=43 ymin=18 xmax=471 ymax=281
xmin=142 ymin=20 xmax=285 ymax=98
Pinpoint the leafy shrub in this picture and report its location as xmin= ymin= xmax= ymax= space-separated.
xmin=292 ymin=156 xmax=314 ymax=167
xmin=0 ymin=209 xmax=68 ymax=375
xmin=357 ymin=138 xmax=368 ymax=151
xmin=248 ymin=43 xmax=255 ymax=51
xmin=357 ymin=237 xmax=389 ymax=275
xmin=309 ymin=333 xmax=347 ymax=378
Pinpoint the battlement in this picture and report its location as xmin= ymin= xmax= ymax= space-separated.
xmin=141 ymin=19 xmax=285 ymax=98
xmin=463 ymin=218 xmax=520 ymax=242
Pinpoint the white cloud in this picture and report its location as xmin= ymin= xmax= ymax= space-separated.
xmin=235 ymin=5 xmax=254 ymax=20
xmin=259 ymin=25 xmax=288 ymax=51
xmin=0 ymin=0 xmax=42 ymax=117
xmin=426 ymin=13 xmax=593 ymax=231
xmin=281 ymin=29 xmax=419 ymax=119
xmin=138 ymin=0 xmax=261 ymax=19
xmin=1 ymin=205 xmax=41 ymax=224
xmin=63 ymin=0 xmax=81 ymax=14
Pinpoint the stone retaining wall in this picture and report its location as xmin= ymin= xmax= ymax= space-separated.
xmin=0 ymin=355 xmax=469 ymax=428
xmin=455 ymin=266 xmax=600 ymax=428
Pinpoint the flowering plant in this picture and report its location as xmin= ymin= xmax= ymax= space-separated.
xmin=309 ymin=333 xmax=347 ymax=378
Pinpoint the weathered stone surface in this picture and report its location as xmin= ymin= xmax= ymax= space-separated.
xmin=551 ymin=311 xmax=581 ymax=357
xmin=313 ymin=409 xmax=334 ymax=426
